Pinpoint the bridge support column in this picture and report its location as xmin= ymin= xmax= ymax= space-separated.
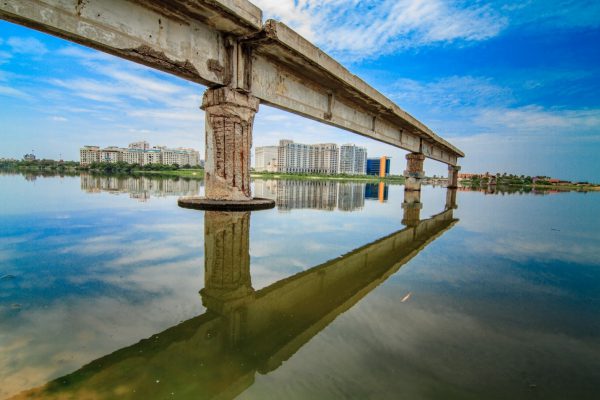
xmin=178 ymin=87 xmax=274 ymax=211
xmin=447 ymin=165 xmax=461 ymax=189
xmin=203 ymin=87 xmax=258 ymax=201
xmin=402 ymin=190 xmax=422 ymax=227
xmin=404 ymin=153 xmax=425 ymax=191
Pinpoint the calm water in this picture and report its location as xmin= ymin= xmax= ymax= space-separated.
xmin=1 ymin=173 xmax=599 ymax=399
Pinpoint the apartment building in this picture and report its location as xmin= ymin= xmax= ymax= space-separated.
xmin=80 ymin=146 xmax=100 ymax=165
xmin=80 ymin=142 xmax=201 ymax=166
xmin=276 ymin=140 xmax=341 ymax=174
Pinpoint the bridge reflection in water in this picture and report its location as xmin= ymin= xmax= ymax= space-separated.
xmin=13 ymin=190 xmax=459 ymax=400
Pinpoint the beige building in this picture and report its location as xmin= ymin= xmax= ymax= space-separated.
xmin=255 ymin=146 xmax=278 ymax=172
xmin=100 ymin=146 xmax=123 ymax=163
xmin=80 ymin=142 xmax=201 ymax=166
xmin=80 ymin=146 xmax=100 ymax=166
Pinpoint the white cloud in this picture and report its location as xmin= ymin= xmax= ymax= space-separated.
xmin=254 ymin=0 xmax=507 ymax=60
xmin=50 ymin=116 xmax=68 ymax=122
xmin=391 ymin=76 xmax=513 ymax=108
xmin=0 ymin=50 xmax=12 ymax=64
xmin=6 ymin=37 xmax=48 ymax=55
xmin=473 ymin=106 xmax=600 ymax=134
xmin=0 ymin=85 xmax=31 ymax=99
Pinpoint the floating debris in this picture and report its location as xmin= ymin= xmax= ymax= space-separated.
xmin=401 ymin=292 xmax=412 ymax=303
xmin=11 ymin=304 xmax=22 ymax=309
xmin=1 ymin=274 xmax=16 ymax=281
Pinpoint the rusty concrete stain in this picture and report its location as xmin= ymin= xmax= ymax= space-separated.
xmin=75 ymin=0 xmax=88 ymax=17
xmin=126 ymin=45 xmax=200 ymax=80
xmin=207 ymin=58 xmax=224 ymax=80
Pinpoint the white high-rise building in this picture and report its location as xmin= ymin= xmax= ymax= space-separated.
xmin=338 ymin=144 xmax=367 ymax=175
xmin=276 ymin=140 xmax=339 ymax=174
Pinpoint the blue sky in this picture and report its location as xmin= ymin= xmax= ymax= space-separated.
xmin=1 ymin=0 xmax=599 ymax=181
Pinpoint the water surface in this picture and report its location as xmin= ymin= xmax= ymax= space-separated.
xmin=1 ymin=173 xmax=599 ymax=399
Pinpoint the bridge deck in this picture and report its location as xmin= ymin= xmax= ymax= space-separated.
xmin=0 ymin=0 xmax=464 ymax=164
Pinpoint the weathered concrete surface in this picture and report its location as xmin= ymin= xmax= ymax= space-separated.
xmin=404 ymin=152 xmax=425 ymax=191
xmin=202 ymin=87 xmax=259 ymax=200
xmin=10 ymin=207 xmax=457 ymax=400
xmin=0 ymin=0 xmax=261 ymax=86
xmin=448 ymin=165 xmax=461 ymax=188
xmin=0 ymin=0 xmax=464 ymax=166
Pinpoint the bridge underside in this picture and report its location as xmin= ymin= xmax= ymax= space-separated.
xmin=1 ymin=0 xmax=465 ymax=201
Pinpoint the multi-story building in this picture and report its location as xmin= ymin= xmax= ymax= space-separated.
xmin=277 ymin=140 xmax=341 ymax=174
xmin=142 ymin=148 xmax=162 ymax=165
xmin=338 ymin=144 xmax=367 ymax=175
xmin=100 ymin=146 xmax=123 ymax=163
xmin=80 ymin=142 xmax=201 ymax=166
xmin=255 ymin=146 xmax=279 ymax=172
xmin=80 ymin=146 xmax=100 ymax=165
xmin=311 ymin=143 xmax=339 ymax=174
xmin=122 ymin=148 xmax=144 ymax=165
xmin=128 ymin=141 xmax=150 ymax=151
xmin=366 ymin=156 xmax=391 ymax=177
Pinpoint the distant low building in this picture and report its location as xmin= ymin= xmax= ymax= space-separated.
xmin=80 ymin=142 xmax=201 ymax=166
xmin=23 ymin=153 xmax=36 ymax=161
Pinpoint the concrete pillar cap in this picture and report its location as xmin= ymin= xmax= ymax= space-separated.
xmin=201 ymin=87 xmax=260 ymax=111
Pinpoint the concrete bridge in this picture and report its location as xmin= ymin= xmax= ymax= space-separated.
xmin=10 ymin=189 xmax=458 ymax=400
xmin=1 ymin=0 xmax=464 ymax=207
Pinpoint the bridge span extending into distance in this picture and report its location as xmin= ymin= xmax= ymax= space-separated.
xmin=1 ymin=0 xmax=464 ymax=207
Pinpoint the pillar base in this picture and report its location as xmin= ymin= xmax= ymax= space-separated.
xmin=178 ymin=197 xmax=275 ymax=211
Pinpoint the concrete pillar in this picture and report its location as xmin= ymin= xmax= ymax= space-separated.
xmin=202 ymin=87 xmax=260 ymax=201
xmin=447 ymin=165 xmax=461 ymax=189
xmin=201 ymin=211 xmax=254 ymax=316
xmin=403 ymin=153 xmax=425 ymax=191
xmin=402 ymin=190 xmax=422 ymax=227
xmin=445 ymin=188 xmax=458 ymax=210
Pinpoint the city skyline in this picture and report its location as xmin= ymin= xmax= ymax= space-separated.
xmin=1 ymin=2 xmax=599 ymax=181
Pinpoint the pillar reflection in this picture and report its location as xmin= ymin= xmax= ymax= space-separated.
xmin=202 ymin=211 xmax=253 ymax=316
xmin=402 ymin=189 xmax=422 ymax=227
xmin=445 ymin=188 xmax=458 ymax=210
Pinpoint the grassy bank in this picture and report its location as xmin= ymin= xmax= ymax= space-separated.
xmin=250 ymin=171 xmax=406 ymax=183
xmin=460 ymin=181 xmax=600 ymax=192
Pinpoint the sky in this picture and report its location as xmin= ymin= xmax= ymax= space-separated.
xmin=0 ymin=0 xmax=599 ymax=181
